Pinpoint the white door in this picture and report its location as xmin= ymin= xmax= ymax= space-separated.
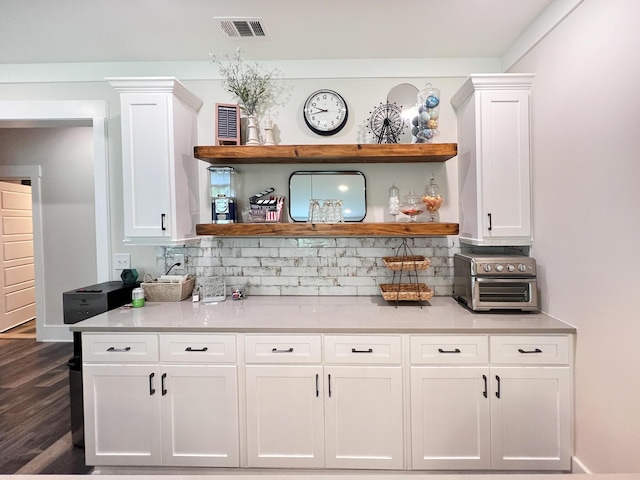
xmin=410 ymin=366 xmax=491 ymax=470
xmin=83 ymin=364 xmax=162 ymax=466
xmin=325 ymin=366 xmax=404 ymax=469
xmin=490 ymin=366 xmax=571 ymax=470
xmin=0 ymin=181 xmax=35 ymax=332
xmin=161 ymin=365 xmax=239 ymax=467
xmin=245 ymin=365 xmax=325 ymax=468
xmin=479 ymin=89 xmax=532 ymax=239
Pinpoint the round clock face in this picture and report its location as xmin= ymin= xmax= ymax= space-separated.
xmin=303 ymin=89 xmax=348 ymax=136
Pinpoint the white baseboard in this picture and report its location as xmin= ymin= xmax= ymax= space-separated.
xmin=572 ymin=456 xmax=592 ymax=474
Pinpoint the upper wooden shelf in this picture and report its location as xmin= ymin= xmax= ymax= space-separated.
xmin=196 ymin=222 xmax=459 ymax=237
xmin=194 ymin=143 xmax=457 ymax=164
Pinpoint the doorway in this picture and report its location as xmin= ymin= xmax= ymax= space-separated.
xmin=0 ymin=101 xmax=110 ymax=342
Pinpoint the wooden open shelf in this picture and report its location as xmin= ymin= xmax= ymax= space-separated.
xmin=194 ymin=143 xmax=457 ymax=164
xmin=196 ymin=222 xmax=459 ymax=237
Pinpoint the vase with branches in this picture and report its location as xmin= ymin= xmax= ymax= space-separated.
xmin=210 ymin=48 xmax=281 ymax=117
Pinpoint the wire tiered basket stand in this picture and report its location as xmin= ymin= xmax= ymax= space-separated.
xmin=379 ymin=239 xmax=434 ymax=308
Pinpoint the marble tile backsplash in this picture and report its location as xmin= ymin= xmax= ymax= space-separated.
xmin=160 ymin=236 xmax=461 ymax=297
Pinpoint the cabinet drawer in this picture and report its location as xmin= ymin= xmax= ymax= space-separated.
xmin=160 ymin=334 xmax=236 ymax=363
xmin=324 ymin=335 xmax=402 ymax=364
xmin=490 ymin=335 xmax=569 ymax=365
xmin=410 ymin=335 xmax=488 ymax=364
xmin=82 ymin=333 xmax=159 ymax=362
xmin=244 ymin=335 xmax=321 ymax=364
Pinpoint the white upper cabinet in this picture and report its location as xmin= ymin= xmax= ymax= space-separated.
xmin=451 ymin=74 xmax=534 ymax=246
xmin=109 ymin=77 xmax=202 ymax=245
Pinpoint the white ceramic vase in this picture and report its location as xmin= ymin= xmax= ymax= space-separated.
xmin=246 ymin=115 xmax=261 ymax=146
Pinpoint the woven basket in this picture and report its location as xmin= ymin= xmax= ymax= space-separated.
xmin=379 ymin=283 xmax=434 ymax=302
xmin=382 ymin=255 xmax=431 ymax=271
xmin=141 ymin=277 xmax=195 ymax=302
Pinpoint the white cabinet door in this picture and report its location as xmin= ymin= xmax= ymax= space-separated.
xmin=490 ymin=366 xmax=571 ymax=471
xmin=161 ymin=365 xmax=239 ymax=467
xmin=452 ymin=74 xmax=534 ymax=246
xmin=410 ymin=366 xmax=490 ymax=470
xmin=83 ymin=364 xmax=162 ymax=466
xmin=120 ymin=92 xmax=173 ymax=239
xmin=324 ymin=366 xmax=404 ymax=469
xmin=245 ymin=365 xmax=325 ymax=468
xmin=479 ymin=89 xmax=532 ymax=241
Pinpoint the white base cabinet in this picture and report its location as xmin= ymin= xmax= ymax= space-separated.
xmin=410 ymin=335 xmax=571 ymax=471
xmin=451 ymin=74 xmax=534 ymax=246
xmin=82 ymin=331 xmax=572 ymax=472
xmin=83 ymin=334 xmax=239 ymax=467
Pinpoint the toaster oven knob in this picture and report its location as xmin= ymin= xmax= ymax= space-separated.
xmin=483 ymin=264 xmax=492 ymax=272
xmin=495 ymin=264 xmax=504 ymax=272
xmin=507 ymin=264 xmax=516 ymax=272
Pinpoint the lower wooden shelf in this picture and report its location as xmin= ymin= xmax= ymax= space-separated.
xmin=196 ymin=222 xmax=459 ymax=237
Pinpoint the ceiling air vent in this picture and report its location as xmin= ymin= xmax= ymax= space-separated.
xmin=217 ymin=17 xmax=268 ymax=38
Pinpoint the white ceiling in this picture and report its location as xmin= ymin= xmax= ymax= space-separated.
xmin=0 ymin=0 xmax=557 ymax=64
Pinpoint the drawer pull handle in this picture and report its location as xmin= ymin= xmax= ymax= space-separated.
xmin=482 ymin=374 xmax=488 ymax=398
xmin=107 ymin=346 xmax=131 ymax=352
xmin=149 ymin=372 xmax=156 ymax=395
xmin=161 ymin=373 xmax=167 ymax=396
xmin=351 ymin=348 xmax=373 ymax=353
xmin=185 ymin=347 xmax=208 ymax=352
xmin=518 ymin=348 xmax=542 ymax=354
xmin=272 ymin=347 xmax=294 ymax=353
xmin=438 ymin=348 xmax=461 ymax=354
xmin=495 ymin=375 xmax=501 ymax=399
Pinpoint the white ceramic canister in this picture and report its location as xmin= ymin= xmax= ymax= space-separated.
xmin=132 ymin=287 xmax=145 ymax=308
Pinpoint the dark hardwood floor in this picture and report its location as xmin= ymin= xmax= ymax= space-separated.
xmin=0 ymin=320 xmax=92 ymax=474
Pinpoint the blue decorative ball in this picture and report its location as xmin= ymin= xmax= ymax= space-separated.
xmin=411 ymin=116 xmax=419 ymax=127
xmin=425 ymin=95 xmax=440 ymax=108
xmin=428 ymin=109 xmax=439 ymax=120
xmin=411 ymin=126 xmax=419 ymax=136
xmin=423 ymin=128 xmax=435 ymax=139
xmin=420 ymin=111 xmax=430 ymax=123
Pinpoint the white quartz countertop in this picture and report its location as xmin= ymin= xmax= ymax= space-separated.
xmin=69 ymin=296 xmax=575 ymax=334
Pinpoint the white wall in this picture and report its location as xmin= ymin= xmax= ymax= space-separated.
xmin=510 ymin=0 xmax=640 ymax=473
xmin=0 ymin=127 xmax=97 ymax=332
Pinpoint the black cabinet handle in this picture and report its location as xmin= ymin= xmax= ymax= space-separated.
xmin=107 ymin=346 xmax=131 ymax=352
xmin=161 ymin=213 xmax=166 ymax=231
xmin=328 ymin=374 xmax=332 ymax=398
xmin=488 ymin=213 xmax=493 ymax=231
xmin=185 ymin=347 xmax=208 ymax=352
xmin=518 ymin=348 xmax=543 ymax=354
xmin=149 ymin=372 xmax=156 ymax=395
xmin=438 ymin=348 xmax=461 ymax=354
xmin=315 ymin=373 xmax=319 ymax=397
xmin=161 ymin=373 xmax=167 ymax=396
xmin=272 ymin=347 xmax=294 ymax=353
xmin=495 ymin=375 xmax=501 ymax=399
xmin=482 ymin=374 xmax=488 ymax=398
xmin=351 ymin=348 xmax=373 ymax=353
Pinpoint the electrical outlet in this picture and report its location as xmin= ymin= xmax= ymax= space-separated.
xmin=173 ymin=254 xmax=186 ymax=272
xmin=114 ymin=253 xmax=131 ymax=270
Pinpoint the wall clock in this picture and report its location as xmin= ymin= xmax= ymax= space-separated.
xmin=303 ymin=89 xmax=348 ymax=136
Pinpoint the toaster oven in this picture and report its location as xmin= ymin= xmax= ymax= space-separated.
xmin=453 ymin=253 xmax=539 ymax=312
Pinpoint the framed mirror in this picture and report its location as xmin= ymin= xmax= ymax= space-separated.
xmin=289 ymin=171 xmax=366 ymax=222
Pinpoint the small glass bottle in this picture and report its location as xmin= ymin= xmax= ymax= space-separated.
xmin=388 ymin=182 xmax=400 ymax=220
